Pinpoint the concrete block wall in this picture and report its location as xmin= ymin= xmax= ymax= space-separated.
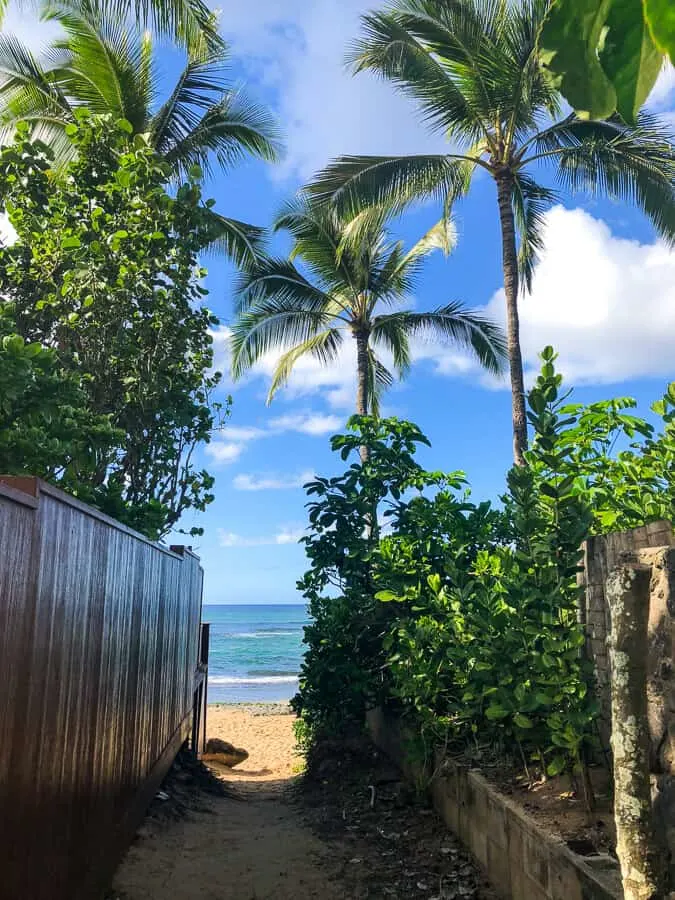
xmin=367 ymin=708 xmax=621 ymax=900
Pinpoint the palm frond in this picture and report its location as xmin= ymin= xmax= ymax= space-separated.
xmin=162 ymin=87 xmax=281 ymax=179
xmin=349 ymin=10 xmax=484 ymax=145
xmin=150 ymin=48 xmax=230 ymax=155
xmin=307 ymin=154 xmax=473 ymax=219
xmin=267 ymin=329 xmax=344 ymax=403
xmin=275 ymin=196 xmax=360 ymax=296
xmin=511 ymin=175 xmax=558 ymax=293
xmin=201 ymin=211 xmax=267 ymax=268
xmin=44 ymin=4 xmax=153 ymax=128
xmin=370 ymin=316 xmax=412 ymax=377
xmin=234 ymin=257 xmax=341 ymax=318
xmin=369 ymin=214 xmax=458 ymax=302
xmin=53 ymin=0 xmax=225 ymax=55
xmin=230 ymin=301 xmax=338 ymax=380
xmin=375 ymin=302 xmax=507 ymax=375
xmin=0 ymin=34 xmax=73 ymax=144
xmin=530 ymin=113 xmax=675 ymax=242
xmin=366 ymin=346 xmax=394 ymax=418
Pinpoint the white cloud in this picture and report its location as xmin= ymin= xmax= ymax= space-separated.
xmin=206 ymin=411 xmax=343 ymax=466
xmin=222 ymin=0 xmax=446 ymax=181
xmin=2 ymin=3 xmax=62 ymax=53
xmin=426 ymin=206 xmax=675 ymax=388
xmin=226 ymin=425 xmax=266 ymax=441
xmin=233 ymin=469 xmax=315 ymax=491
xmin=0 ymin=214 xmax=16 ymax=246
xmin=268 ymin=413 xmax=342 ymax=436
xmin=218 ymin=526 xmax=304 ymax=547
xmin=205 ymin=441 xmax=244 ymax=464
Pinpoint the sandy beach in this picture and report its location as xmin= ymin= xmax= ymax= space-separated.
xmin=203 ymin=703 xmax=299 ymax=786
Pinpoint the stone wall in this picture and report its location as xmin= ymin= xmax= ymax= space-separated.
xmin=578 ymin=521 xmax=674 ymax=751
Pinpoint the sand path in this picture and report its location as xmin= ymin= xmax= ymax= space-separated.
xmin=111 ymin=707 xmax=342 ymax=900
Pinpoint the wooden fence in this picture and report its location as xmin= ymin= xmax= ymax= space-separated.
xmin=0 ymin=476 xmax=205 ymax=900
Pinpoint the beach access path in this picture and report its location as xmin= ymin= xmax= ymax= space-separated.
xmin=110 ymin=705 xmax=493 ymax=900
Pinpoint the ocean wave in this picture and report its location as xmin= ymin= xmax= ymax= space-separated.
xmin=209 ymin=675 xmax=299 ymax=686
xmin=223 ymin=630 xmax=304 ymax=639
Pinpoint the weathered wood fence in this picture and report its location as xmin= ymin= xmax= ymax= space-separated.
xmin=0 ymin=476 xmax=205 ymax=900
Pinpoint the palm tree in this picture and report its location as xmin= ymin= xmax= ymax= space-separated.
xmin=307 ymin=0 xmax=675 ymax=465
xmin=0 ymin=0 xmax=223 ymax=56
xmin=231 ymin=195 xmax=506 ymax=436
xmin=0 ymin=3 xmax=281 ymax=265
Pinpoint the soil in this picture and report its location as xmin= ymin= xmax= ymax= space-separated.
xmin=482 ymin=762 xmax=615 ymax=856
xmin=109 ymin=709 xmax=496 ymax=900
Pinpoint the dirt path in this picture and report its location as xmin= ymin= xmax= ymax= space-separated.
xmin=112 ymin=708 xmax=341 ymax=900
xmin=110 ymin=708 xmax=494 ymax=900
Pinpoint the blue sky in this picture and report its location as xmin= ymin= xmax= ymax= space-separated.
xmin=8 ymin=2 xmax=675 ymax=604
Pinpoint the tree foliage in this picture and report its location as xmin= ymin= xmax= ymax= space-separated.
xmin=0 ymin=303 xmax=116 ymax=477
xmin=0 ymin=4 xmax=281 ymax=266
xmin=232 ymin=196 xmax=506 ymax=416
xmin=540 ymin=0 xmax=674 ymax=122
xmin=0 ymin=114 xmax=228 ymax=538
xmin=294 ymin=351 xmax=675 ymax=781
xmin=308 ymin=0 xmax=675 ymax=463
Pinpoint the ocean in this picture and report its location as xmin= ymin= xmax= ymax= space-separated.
xmin=203 ymin=604 xmax=308 ymax=704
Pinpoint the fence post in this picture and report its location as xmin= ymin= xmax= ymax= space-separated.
xmin=200 ymin=622 xmax=210 ymax=754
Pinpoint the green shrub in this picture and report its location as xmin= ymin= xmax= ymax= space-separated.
xmin=294 ymin=351 xmax=675 ymax=780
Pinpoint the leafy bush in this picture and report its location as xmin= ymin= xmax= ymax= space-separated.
xmin=0 ymin=304 xmax=116 ymax=475
xmin=0 ymin=114 xmax=228 ymax=538
xmin=291 ymin=417 xmax=436 ymax=743
xmin=294 ymin=349 xmax=675 ymax=782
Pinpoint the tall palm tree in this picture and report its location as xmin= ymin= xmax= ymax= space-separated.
xmin=307 ymin=0 xmax=675 ymax=465
xmin=0 ymin=3 xmax=281 ymax=265
xmin=231 ymin=195 xmax=506 ymax=433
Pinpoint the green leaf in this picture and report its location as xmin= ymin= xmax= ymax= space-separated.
xmin=540 ymin=0 xmax=617 ymax=119
xmin=645 ymin=0 xmax=675 ymax=59
xmin=602 ymin=0 xmax=664 ymax=121
xmin=541 ymin=0 xmax=666 ymax=121
xmin=375 ymin=590 xmax=400 ymax=602
xmin=486 ymin=704 xmax=510 ymax=721
xmin=62 ymin=236 xmax=81 ymax=249
xmin=547 ymin=755 xmax=567 ymax=777
xmin=514 ymin=713 xmax=534 ymax=729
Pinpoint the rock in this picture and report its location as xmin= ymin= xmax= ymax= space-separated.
xmin=202 ymin=738 xmax=249 ymax=768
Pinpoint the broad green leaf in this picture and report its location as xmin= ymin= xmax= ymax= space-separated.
xmin=514 ymin=713 xmax=534 ymax=729
xmin=375 ymin=590 xmax=400 ymax=602
xmin=547 ymin=755 xmax=567 ymax=777
xmin=541 ymin=0 xmax=666 ymax=121
xmin=486 ymin=704 xmax=510 ymax=721
xmin=603 ymin=0 xmax=663 ymax=121
xmin=645 ymin=0 xmax=675 ymax=59
xmin=540 ymin=0 xmax=617 ymax=120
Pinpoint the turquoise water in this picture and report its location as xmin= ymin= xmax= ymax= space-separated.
xmin=203 ymin=604 xmax=308 ymax=703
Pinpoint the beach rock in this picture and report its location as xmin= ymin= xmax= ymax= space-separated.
xmin=203 ymin=738 xmax=249 ymax=768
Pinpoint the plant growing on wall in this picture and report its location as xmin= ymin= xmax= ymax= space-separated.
xmin=0 ymin=115 xmax=228 ymax=538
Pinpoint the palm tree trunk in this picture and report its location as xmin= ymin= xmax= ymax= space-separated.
xmin=354 ymin=328 xmax=371 ymax=464
xmin=355 ymin=329 xmax=369 ymax=418
xmin=495 ymin=170 xmax=528 ymax=466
